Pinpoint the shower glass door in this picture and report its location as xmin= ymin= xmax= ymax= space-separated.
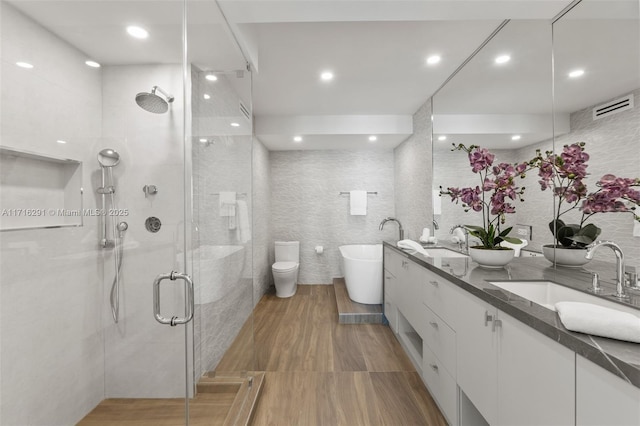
xmin=2 ymin=0 xmax=194 ymax=423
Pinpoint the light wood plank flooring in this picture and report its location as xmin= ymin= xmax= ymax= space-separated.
xmin=218 ymin=284 xmax=447 ymax=426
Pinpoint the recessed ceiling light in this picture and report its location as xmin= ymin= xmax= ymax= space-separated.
xmin=85 ymin=60 xmax=100 ymax=68
xmin=511 ymin=135 xmax=521 ymax=141
xmin=438 ymin=135 xmax=447 ymax=141
xmin=320 ymin=71 xmax=334 ymax=81
xmin=568 ymin=69 xmax=585 ymax=78
xmin=368 ymin=136 xmax=377 ymax=142
xmin=56 ymin=140 xmax=67 ymax=144
xmin=293 ymin=136 xmax=303 ymax=142
xmin=203 ymin=94 xmax=211 ymax=100
xmin=199 ymin=138 xmax=208 ymax=143
xmin=16 ymin=62 xmax=34 ymax=69
xmin=205 ymin=74 xmax=218 ymax=81
xmin=426 ymin=55 xmax=441 ymax=65
xmin=126 ymin=25 xmax=149 ymax=39
xmin=230 ymin=122 xmax=240 ymax=127
xmin=495 ymin=55 xmax=511 ymax=64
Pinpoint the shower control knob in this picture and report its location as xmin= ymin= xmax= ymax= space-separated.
xmin=145 ymin=217 xmax=161 ymax=233
xmin=143 ymin=185 xmax=158 ymax=198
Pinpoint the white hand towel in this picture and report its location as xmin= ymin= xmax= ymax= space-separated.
xmin=555 ymin=301 xmax=640 ymax=343
xmin=219 ymin=192 xmax=236 ymax=217
xmin=235 ymin=200 xmax=250 ymax=243
xmin=350 ymin=190 xmax=367 ymax=215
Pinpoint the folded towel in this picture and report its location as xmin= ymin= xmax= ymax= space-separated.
xmin=235 ymin=200 xmax=250 ymax=243
xmin=555 ymin=301 xmax=640 ymax=343
xmin=219 ymin=191 xmax=236 ymax=217
xmin=350 ymin=190 xmax=367 ymax=215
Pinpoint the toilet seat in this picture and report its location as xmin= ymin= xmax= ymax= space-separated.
xmin=272 ymin=261 xmax=297 ymax=272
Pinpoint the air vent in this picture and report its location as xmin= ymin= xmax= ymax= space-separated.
xmin=592 ymin=94 xmax=634 ymax=120
xmin=239 ymin=102 xmax=251 ymax=121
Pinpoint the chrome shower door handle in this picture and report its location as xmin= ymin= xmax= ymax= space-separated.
xmin=153 ymin=271 xmax=194 ymax=326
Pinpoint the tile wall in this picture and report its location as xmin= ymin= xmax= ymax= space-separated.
xmin=270 ymin=149 xmax=396 ymax=284
xmin=394 ymin=99 xmax=434 ymax=241
xmin=0 ymin=4 xmax=104 ymax=424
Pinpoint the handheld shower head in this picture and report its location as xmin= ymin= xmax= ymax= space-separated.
xmin=98 ymin=148 xmax=120 ymax=167
xmin=135 ymin=86 xmax=174 ymax=114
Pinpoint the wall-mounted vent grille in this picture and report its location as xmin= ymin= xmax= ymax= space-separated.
xmin=239 ymin=102 xmax=251 ymax=121
xmin=592 ymin=94 xmax=634 ymax=120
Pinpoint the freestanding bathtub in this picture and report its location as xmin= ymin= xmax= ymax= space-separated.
xmin=338 ymin=244 xmax=383 ymax=304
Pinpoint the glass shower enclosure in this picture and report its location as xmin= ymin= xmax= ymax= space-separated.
xmin=0 ymin=0 xmax=254 ymax=424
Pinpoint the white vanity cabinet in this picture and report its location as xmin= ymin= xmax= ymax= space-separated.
xmin=456 ymin=289 xmax=575 ymax=425
xmin=576 ymin=355 xmax=640 ymax=426
xmin=421 ymin=267 xmax=461 ymax=425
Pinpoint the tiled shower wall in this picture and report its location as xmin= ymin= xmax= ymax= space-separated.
xmin=252 ymin=137 xmax=272 ymax=303
xmin=270 ymin=149 xmax=397 ymax=284
xmin=101 ymin=63 xmax=188 ymax=398
xmin=394 ymin=99 xmax=434 ymax=241
xmin=0 ymin=4 xmax=104 ymax=424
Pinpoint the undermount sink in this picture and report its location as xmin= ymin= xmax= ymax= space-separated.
xmin=423 ymin=247 xmax=469 ymax=258
xmin=489 ymin=280 xmax=640 ymax=317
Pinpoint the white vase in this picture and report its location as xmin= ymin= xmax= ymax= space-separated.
xmin=469 ymin=247 xmax=515 ymax=269
xmin=542 ymin=244 xmax=591 ymax=267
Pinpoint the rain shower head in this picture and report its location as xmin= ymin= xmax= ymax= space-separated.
xmin=98 ymin=148 xmax=120 ymax=167
xmin=135 ymin=86 xmax=174 ymax=114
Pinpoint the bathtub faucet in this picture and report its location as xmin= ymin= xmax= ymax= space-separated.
xmin=379 ymin=217 xmax=404 ymax=241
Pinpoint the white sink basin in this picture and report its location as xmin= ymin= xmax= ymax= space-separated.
xmin=489 ymin=280 xmax=640 ymax=317
xmin=423 ymin=248 xmax=468 ymax=258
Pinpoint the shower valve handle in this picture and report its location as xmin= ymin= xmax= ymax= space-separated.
xmin=143 ymin=185 xmax=158 ymax=198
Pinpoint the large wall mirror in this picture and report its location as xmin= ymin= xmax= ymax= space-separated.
xmin=552 ymin=0 xmax=639 ymax=268
xmin=432 ymin=19 xmax=554 ymax=253
xmin=432 ymin=1 xmax=639 ymax=269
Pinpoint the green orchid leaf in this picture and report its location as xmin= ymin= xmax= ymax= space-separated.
xmin=548 ymin=219 xmax=566 ymax=238
xmin=557 ymin=224 xmax=580 ymax=247
xmin=502 ymin=236 xmax=523 ymax=244
xmin=499 ymin=227 xmax=513 ymax=237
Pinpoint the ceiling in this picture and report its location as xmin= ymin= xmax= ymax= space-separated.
xmin=7 ymin=0 xmax=636 ymax=151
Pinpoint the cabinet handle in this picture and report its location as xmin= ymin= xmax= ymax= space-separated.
xmin=429 ymin=364 xmax=439 ymax=373
xmin=429 ymin=321 xmax=439 ymax=329
xmin=429 ymin=280 xmax=439 ymax=287
xmin=492 ymin=318 xmax=502 ymax=332
xmin=484 ymin=310 xmax=494 ymax=327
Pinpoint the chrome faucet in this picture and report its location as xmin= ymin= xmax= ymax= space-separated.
xmin=450 ymin=224 xmax=469 ymax=254
xmin=585 ymin=240 xmax=629 ymax=301
xmin=433 ymin=219 xmax=439 ymax=230
xmin=379 ymin=217 xmax=404 ymax=241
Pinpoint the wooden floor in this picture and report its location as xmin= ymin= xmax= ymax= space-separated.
xmin=77 ymin=395 xmax=234 ymax=426
xmin=217 ymin=284 xmax=448 ymax=426
xmin=79 ymin=284 xmax=447 ymax=425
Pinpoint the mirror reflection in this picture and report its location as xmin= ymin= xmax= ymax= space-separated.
xmin=433 ymin=5 xmax=639 ymax=269
xmin=432 ymin=20 xmax=554 ymax=254
xmin=551 ymin=0 xmax=639 ymax=267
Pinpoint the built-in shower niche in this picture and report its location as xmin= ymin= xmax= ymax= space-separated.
xmin=0 ymin=147 xmax=83 ymax=231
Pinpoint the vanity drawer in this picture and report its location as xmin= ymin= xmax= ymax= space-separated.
xmin=422 ymin=343 xmax=458 ymax=426
xmin=384 ymin=292 xmax=398 ymax=334
xmin=423 ymin=305 xmax=456 ymax=377
xmin=422 ymin=268 xmax=460 ymax=328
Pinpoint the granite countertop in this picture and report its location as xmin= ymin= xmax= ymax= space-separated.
xmin=383 ymin=241 xmax=640 ymax=389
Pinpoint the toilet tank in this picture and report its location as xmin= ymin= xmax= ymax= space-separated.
xmin=275 ymin=241 xmax=299 ymax=263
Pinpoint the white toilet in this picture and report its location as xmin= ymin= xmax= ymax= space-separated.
xmin=272 ymin=241 xmax=299 ymax=298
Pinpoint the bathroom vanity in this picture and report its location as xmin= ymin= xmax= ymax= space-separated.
xmin=383 ymin=242 xmax=640 ymax=426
